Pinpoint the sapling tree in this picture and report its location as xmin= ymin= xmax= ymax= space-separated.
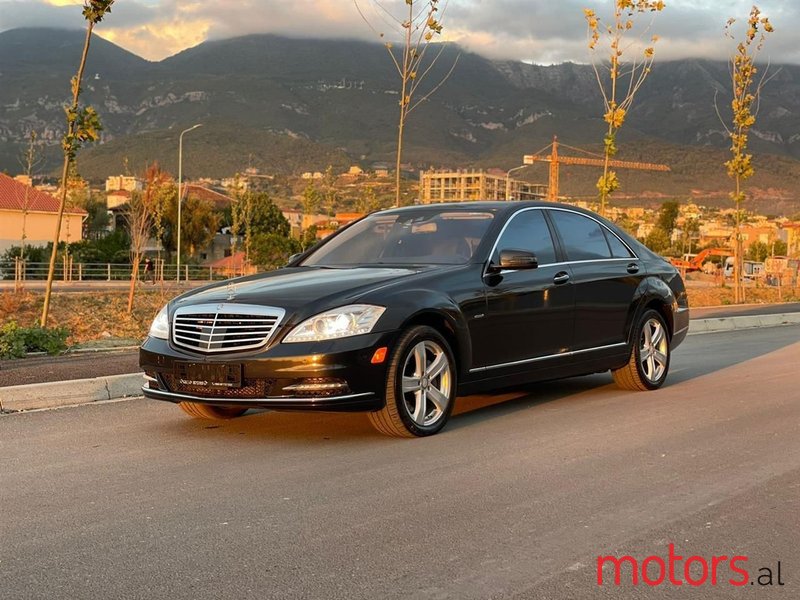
xmin=16 ymin=131 xmax=41 ymax=264
xmin=584 ymin=0 xmax=665 ymax=217
xmin=41 ymin=0 xmax=114 ymax=327
xmin=125 ymin=163 xmax=170 ymax=313
xmin=722 ymin=6 xmax=774 ymax=304
xmin=354 ymin=0 xmax=458 ymax=206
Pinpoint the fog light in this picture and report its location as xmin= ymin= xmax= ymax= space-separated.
xmin=282 ymin=378 xmax=351 ymax=397
xmin=371 ymin=347 xmax=388 ymax=364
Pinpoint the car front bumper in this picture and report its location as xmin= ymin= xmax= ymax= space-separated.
xmin=139 ymin=331 xmax=399 ymax=412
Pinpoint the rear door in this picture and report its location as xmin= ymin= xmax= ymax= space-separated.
xmin=472 ymin=208 xmax=575 ymax=369
xmin=547 ymin=209 xmax=644 ymax=351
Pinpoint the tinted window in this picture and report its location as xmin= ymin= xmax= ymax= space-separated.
xmin=493 ymin=210 xmax=556 ymax=265
xmin=301 ymin=210 xmax=495 ymax=266
xmin=549 ymin=211 xmax=611 ymax=261
xmin=605 ymin=230 xmax=635 ymax=258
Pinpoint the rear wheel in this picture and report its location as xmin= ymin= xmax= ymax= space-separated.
xmin=612 ymin=309 xmax=671 ymax=391
xmin=368 ymin=326 xmax=456 ymax=437
xmin=178 ymin=402 xmax=248 ymax=420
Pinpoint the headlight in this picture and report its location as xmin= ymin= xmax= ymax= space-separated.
xmin=283 ymin=304 xmax=386 ymax=343
xmin=148 ymin=305 xmax=169 ymax=340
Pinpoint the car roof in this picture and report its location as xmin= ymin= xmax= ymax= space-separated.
xmin=379 ymin=201 xmax=589 ymax=216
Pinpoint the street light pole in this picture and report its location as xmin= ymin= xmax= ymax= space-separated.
xmin=177 ymin=123 xmax=203 ymax=281
xmin=505 ymin=165 xmax=528 ymax=201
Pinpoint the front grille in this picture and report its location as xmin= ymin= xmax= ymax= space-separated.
xmin=161 ymin=374 xmax=275 ymax=399
xmin=172 ymin=303 xmax=285 ymax=354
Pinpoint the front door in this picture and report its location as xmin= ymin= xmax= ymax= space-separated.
xmin=472 ymin=209 xmax=575 ymax=369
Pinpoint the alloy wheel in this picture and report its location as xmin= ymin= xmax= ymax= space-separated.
xmin=639 ymin=318 xmax=669 ymax=383
xmin=401 ymin=340 xmax=452 ymax=427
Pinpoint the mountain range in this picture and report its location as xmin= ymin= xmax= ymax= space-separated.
xmin=2 ymin=27 xmax=800 ymax=213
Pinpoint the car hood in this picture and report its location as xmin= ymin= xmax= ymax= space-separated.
xmin=173 ymin=266 xmax=430 ymax=313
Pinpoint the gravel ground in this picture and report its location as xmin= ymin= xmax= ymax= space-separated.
xmin=0 ymin=350 xmax=140 ymax=387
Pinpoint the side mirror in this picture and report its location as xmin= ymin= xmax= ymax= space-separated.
xmin=286 ymin=253 xmax=302 ymax=266
xmin=497 ymin=249 xmax=538 ymax=271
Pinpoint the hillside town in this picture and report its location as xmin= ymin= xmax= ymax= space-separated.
xmin=2 ymin=164 xmax=799 ymax=287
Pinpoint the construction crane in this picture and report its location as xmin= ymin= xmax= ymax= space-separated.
xmin=523 ymin=136 xmax=671 ymax=201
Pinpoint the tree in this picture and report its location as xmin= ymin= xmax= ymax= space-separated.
xmin=16 ymin=131 xmax=41 ymax=264
xmin=124 ymin=163 xmax=170 ymax=313
xmin=322 ymin=165 xmax=340 ymax=215
xmin=679 ymin=217 xmax=701 ymax=255
xmin=301 ymin=182 xmax=321 ymax=216
xmin=354 ymin=0 xmax=459 ymax=206
xmin=301 ymin=225 xmax=319 ymax=250
xmin=250 ymin=234 xmax=302 ymax=271
xmin=229 ymin=191 xmax=290 ymax=263
xmin=584 ymin=0 xmax=665 ymax=217
xmin=644 ymin=227 xmax=671 ymax=255
xmin=41 ymin=0 xmax=114 ymax=327
xmin=355 ymin=185 xmax=383 ymax=214
xmin=745 ymin=241 xmax=769 ymax=262
xmin=656 ymin=200 xmax=679 ymax=238
xmin=177 ymin=197 xmax=220 ymax=259
xmin=251 ymin=193 xmax=291 ymax=238
xmin=722 ymin=6 xmax=774 ymax=303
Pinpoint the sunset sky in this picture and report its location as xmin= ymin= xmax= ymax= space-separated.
xmin=0 ymin=0 xmax=795 ymax=64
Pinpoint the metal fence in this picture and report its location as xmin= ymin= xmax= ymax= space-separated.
xmin=0 ymin=259 xmax=239 ymax=284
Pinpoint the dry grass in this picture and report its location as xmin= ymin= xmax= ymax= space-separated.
xmin=1 ymin=284 xmax=798 ymax=345
xmin=0 ymin=291 xmax=167 ymax=345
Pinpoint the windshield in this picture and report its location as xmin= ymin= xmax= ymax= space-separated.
xmin=300 ymin=209 xmax=496 ymax=267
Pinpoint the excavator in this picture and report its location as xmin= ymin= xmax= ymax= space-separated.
xmin=669 ymin=248 xmax=732 ymax=272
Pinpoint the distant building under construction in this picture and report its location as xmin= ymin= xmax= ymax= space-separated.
xmin=419 ymin=169 xmax=547 ymax=204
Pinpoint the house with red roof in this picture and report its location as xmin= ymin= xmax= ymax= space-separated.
xmin=0 ymin=173 xmax=87 ymax=253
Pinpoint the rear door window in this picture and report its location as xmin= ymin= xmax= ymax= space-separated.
xmin=548 ymin=210 xmax=612 ymax=261
xmin=605 ymin=230 xmax=635 ymax=258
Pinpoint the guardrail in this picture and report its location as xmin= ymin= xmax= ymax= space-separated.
xmin=0 ymin=259 xmax=240 ymax=284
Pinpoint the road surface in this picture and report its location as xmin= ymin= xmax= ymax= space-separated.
xmin=1 ymin=326 xmax=798 ymax=599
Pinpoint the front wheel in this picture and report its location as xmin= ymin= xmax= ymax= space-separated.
xmin=179 ymin=402 xmax=248 ymax=420
xmin=612 ymin=309 xmax=671 ymax=391
xmin=368 ymin=326 xmax=457 ymax=437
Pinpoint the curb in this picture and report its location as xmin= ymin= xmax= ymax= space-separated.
xmin=688 ymin=312 xmax=800 ymax=335
xmin=0 ymin=373 xmax=142 ymax=413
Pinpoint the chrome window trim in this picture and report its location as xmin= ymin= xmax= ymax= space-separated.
xmin=172 ymin=303 xmax=286 ymax=354
xmin=484 ymin=206 xmax=639 ymax=276
xmin=470 ymin=342 xmax=628 ymax=373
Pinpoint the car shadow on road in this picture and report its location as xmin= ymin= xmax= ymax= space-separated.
xmin=153 ymin=331 xmax=798 ymax=442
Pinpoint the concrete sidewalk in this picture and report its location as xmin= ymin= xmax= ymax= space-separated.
xmin=1 ymin=312 xmax=799 ymax=414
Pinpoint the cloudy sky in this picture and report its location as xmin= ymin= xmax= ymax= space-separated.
xmin=0 ymin=0 xmax=796 ymax=64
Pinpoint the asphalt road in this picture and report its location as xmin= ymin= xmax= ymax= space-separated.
xmin=1 ymin=327 xmax=799 ymax=599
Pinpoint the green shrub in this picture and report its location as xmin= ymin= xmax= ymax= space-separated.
xmin=0 ymin=322 xmax=69 ymax=359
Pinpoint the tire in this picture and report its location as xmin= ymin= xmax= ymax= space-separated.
xmin=368 ymin=325 xmax=457 ymax=438
xmin=178 ymin=402 xmax=248 ymax=420
xmin=612 ymin=309 xmax=671 ymax=391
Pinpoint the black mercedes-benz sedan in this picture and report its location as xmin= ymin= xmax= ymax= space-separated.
xmin=140 ymin=201 xmax=689 ymax=437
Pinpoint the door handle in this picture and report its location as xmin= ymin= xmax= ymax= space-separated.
xmin=627 ymin=263 xmax=640 ymax=274
xmin=553 ymin=272 xmax=570 ymax=285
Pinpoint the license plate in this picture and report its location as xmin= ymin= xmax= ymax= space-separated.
xmin=174 ymin=362 xmax=242 ymax=389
